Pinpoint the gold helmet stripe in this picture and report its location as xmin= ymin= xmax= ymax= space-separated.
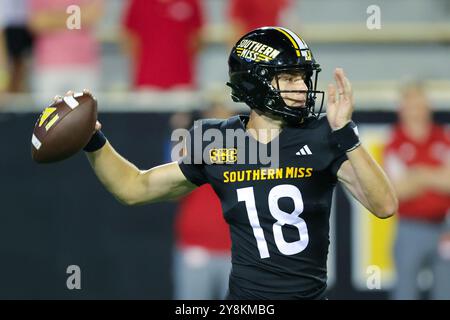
xmin=275 ymin=27 xmax=301 ymax=57
xmin=276 ymin=27 xmax=310 ymax=59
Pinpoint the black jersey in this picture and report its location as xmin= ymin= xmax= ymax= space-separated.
xmin=178 ymin=115 xmax=347 ymax=299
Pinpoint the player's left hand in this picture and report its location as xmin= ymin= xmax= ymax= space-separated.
xmin=326 ymin=68 xmax=354 ymax=131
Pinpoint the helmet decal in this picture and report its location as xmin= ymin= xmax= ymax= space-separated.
xmin=235 ymin=39 xmax=281 ymax=62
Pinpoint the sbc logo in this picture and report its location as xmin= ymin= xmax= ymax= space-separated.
xmin=209 ymin=148 xmax=237 ymax=164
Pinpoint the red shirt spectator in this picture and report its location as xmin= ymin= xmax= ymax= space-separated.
xmin=228 ymin=0 xmax=290 ymax=33
xmin=384 ymin=124 xmax=450 ymax=222
xmin=123 ymin=0 xmax=203 ymax=90
xmin=175 ymin=184 xmax=231 ymax=252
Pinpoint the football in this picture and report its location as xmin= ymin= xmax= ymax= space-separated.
xmin=31 ymin=92 xmax=97 ymax=163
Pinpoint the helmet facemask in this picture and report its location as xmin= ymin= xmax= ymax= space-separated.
xmin=267 ymin=66 xmax=324 ymax=124
xmin=228 ymin=64 xmax=325 ymax=125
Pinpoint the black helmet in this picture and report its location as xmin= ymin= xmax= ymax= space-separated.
xmin=227 ymin=26 xmax=324 ymax=124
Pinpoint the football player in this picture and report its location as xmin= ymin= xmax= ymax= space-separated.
xmin=81 ymin=27 xmax=398 ymax=299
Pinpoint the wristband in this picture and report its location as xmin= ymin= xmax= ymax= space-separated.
xmin=83 ymin=130 xmax=107 ymax=152
xmin=330 ymin=121 xmax=361 ymax=152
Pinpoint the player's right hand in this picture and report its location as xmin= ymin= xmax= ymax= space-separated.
xmin=95 ymin=120 xmax=102 ymax=132
xmin=78 ymin=89 xmax=102 ymax=133
xmin=56 ymin=89 xmax=102 ymax=134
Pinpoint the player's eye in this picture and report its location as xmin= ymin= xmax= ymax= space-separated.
xmin=279 ymin=75 xmax=292 ymax=82
xmin=285 ymin=73 xmax=305 ymax=82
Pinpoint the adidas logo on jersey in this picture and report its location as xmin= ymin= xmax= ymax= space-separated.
xmin=296 ymin=145 xmax=312 ymax=156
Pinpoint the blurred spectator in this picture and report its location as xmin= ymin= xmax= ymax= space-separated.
xmin=28 ymin=0 xmax=102 ymax=103
xmin=227 ymin=0 xmax=292 ymax=45
xmin=2 ymin=0 xmax=33 ymax=92
xmin=173 ymin=183 xmax=231 ymax=300
xmin=384 ymin=82 xmax=450 ymax=299
xmin=0 ymin=28 xmax=8 ymax=92
xmin=122 ymin=0 xmax=203 ymax=90
xmin=166 ymin=102 xmax=234 ymax=299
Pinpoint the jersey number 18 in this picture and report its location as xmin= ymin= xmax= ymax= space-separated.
xmin=237 ymin=185 xmax=309 ymax=259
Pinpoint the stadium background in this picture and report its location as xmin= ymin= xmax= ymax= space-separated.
xmin=0 ymin=0 xmax=449 ymax=299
